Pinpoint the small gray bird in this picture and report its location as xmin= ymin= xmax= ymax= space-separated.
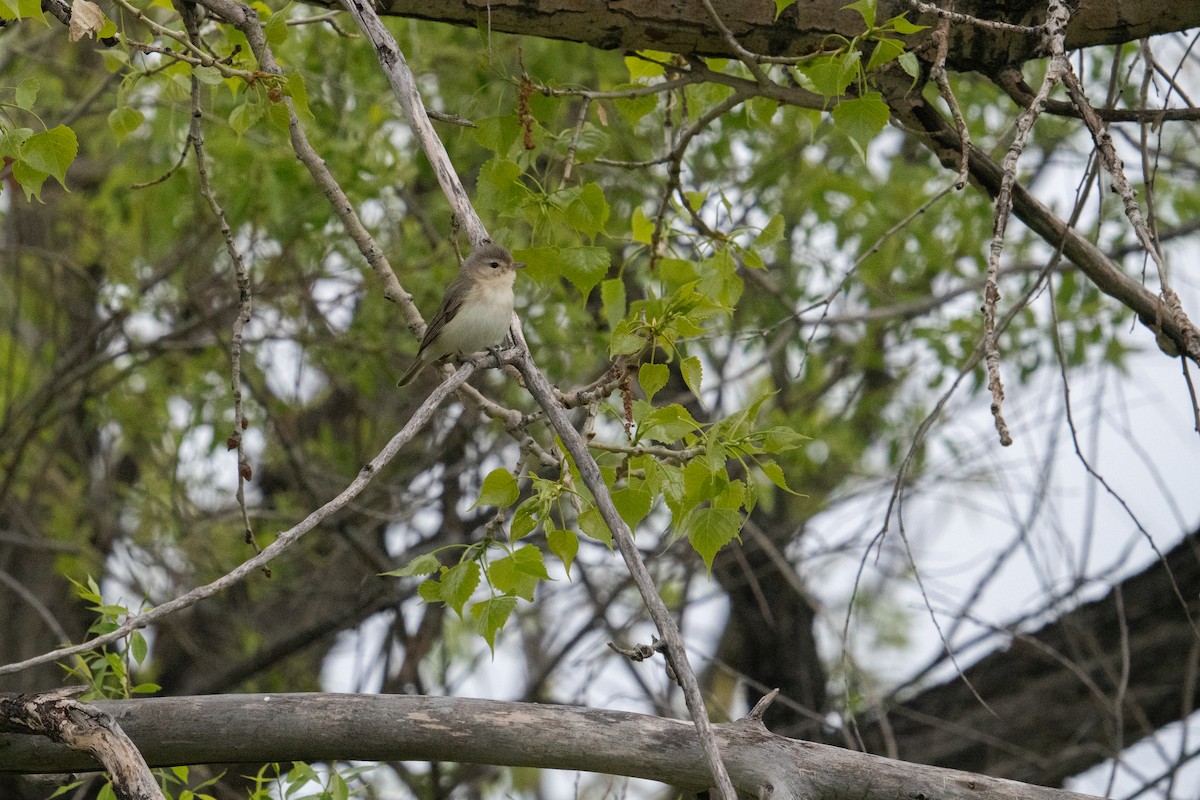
xmin=397 ymin=242 xmax=525 ymax=387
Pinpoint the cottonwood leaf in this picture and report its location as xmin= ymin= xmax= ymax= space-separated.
xmin=472 ymin=467 xmax=519 ymax=509
xmin=471 ymin=596 xmax=516 ymax=652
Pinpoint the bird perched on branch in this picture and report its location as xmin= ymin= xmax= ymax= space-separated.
xmin=397 ymin=242 xmax=525 ymax=387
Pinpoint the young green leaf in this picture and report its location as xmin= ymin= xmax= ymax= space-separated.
xmin=472 ymin=468 xmax=519 ymax=509
xmin=489 ymin=545 xmax=550 ymax=601
xmin=578 ymin=505 xmax=613 ymax=546
xmin=21 ymin=125 xmax=78 ymax=188
xmin=471 ymin=596 xmax=517 ymax=652
xmin=566 ymin=183 xmax=611 ymax=239
xmin=546 ymin=528 xmax=579 ymax=577
xmin=612 ymin=485 xmax=652 ymax=527
xmin=601 ymin=278 xmax=626 ymax=332
xmin=130 ymin=631 xmax=148 ymax=665
xmin=680 ymin=355 xmax=703 ymax=399
xmin=559 ymin=246 xmax=610 ymax=297
xmin=441 ymin=561 xmax=481 ymax=616
xmin=831 ymin=92 xmax=890 ymax=159
xmin=381 ymin=552 xmax=442 ymax=577
xmin=843 ymin=0 xmax=876 ymax=28
xmin=759 ymin=459 xmax=802 ymax=494
xmin=683 ymin=506 xmax=742 ymax=573
xmin=108 ymin=106 xmax=145 ymax=143
xmin=638 ymin=362 xmax=669 ymax=402
xmin=631 ymin=206 xmax=654 ymax=244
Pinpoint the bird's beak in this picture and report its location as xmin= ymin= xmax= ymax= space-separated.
xmin=512 ymin=262 xmax=527 ymax=269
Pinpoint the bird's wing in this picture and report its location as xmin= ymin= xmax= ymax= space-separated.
xmin=416 ymin=271 xmax=470 ymax=356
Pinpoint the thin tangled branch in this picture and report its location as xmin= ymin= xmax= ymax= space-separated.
xmin=177 ymin=1 xmax=262 ymax=559
xmin=0 ymin=357 xmax=486 ymax=677
xmin=981 ymin=0 xmax=1074 ymax=447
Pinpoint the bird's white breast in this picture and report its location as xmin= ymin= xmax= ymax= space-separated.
xmin=433 ymin=275 xmax=515 ymax=357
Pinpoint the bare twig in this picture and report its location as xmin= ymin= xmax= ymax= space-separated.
xmin=905 ymin=0 xmax=1039 ymax=34
xmin=178 ymin=2 xmax=261 ymax=558
xmin=698 ymin=0 xmax=770 ymax=86
xmin=928 ymin=4 xmax=968 ymax=189
xmin=981 ymin=0 xmax=1073 ymax=447
xmin=507 ymin=331 xmax=737 ymax=800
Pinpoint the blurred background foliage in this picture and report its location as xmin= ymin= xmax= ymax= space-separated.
xmin=2 ymin=3 xmax=1199 ymax=798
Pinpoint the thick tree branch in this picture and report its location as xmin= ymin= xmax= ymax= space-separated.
xmin=0 ymin=689 xmax=163 ymax=800
xmin=307 ymin=0 xmax=1200 ymax=75
xmin=0 ymin=693 xmax=1104 ymax=800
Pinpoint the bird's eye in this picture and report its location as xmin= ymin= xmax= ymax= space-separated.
xmin=490 ymin=261 xmax=500 ymax=269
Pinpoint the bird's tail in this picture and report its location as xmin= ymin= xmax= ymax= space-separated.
xmin=396 ymin=358 xmax=424 ymax=387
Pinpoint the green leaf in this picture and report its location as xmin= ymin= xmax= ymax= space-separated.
xmin=10 ymin=159 xmax=45 ymax=201
xmin=229 ymin=99 xmax=262 ymax=137
xmin=330 ymin=772 xmax=349 ymax=800
xmin=546 ymin=528 xmax=579 ymax=577
xmin=759 ymin=459 xmax=802 ymax=494
xmin=477 ymin=157 xmax=527 ymax=214
xmin=15 ymin=78 xmax=39 ymax=110
xmin=130 ymin=631 xmax=147 ymax=665
xmin=417 ymin=578 xmax=443 ymax=603
xmin=610 ymin=319 xmax=647 ymax=357
xmin=755 ymin=213 xmax=785 ymax=248
xmin=108 ymin=106 xmax=145 ymax=143
xmin=381 ymin=552 xmax=441 ymax=577
xmin=21 ymin=125 xmax=77 ymax=189
xmin=560 ymin=246 xmax=610 ymax=297
xmin=638 ymin=362 xmax=669 ymax=402
xmin=747 ymin=95 xmax=779 ymax=125
xmin=472 ymin=467 xmax=519 ymax=509
xmin=471 ymin=596 xmax=516 ymax=652
xmin=474 ymin=115 xmax=521 ymax=155
xmin=612 ymin=486 xmax=652 ymax=528
xmin=192 ymin=65 xmax=223 ymax=85
xmin=263 ymin=9 xmax=289 ymax=46
xmin=715 ymin=479 xmax=747 ymax=511
xmin=798 ymin=51 xmax=860 ymax=99
xmin=510 ymin=498 xmax=539 ymax=539
xmin=843 ymin=0 xmax=876 ymax=28
xmin=566 ymin=183 xmax=610 ymax=239
xmin=601 ymin=278 xmax=626 ymax=332
xmin=578 ymin=505 xmax=612 ymax=547
xmin=612 ymin=91 xmax=658 ymax=125
xmin=680 ymin=355 xmax=703 ymax=399
xmin=631 ymin=206 xmax=654 ymax=244
xmin=282 ymin=71 xmax=314 ymax=119
xmin=773 ymin=0 xmax=799 ymax=18
xmin=887 ymin=14 xmax=928 ymax=34
xmin=489 ymin=545 xmax=550 ymax=601
xmin=697 ymin=248 xmax=743 ymax=308
xmin=683 ymin=458 xmax=722 ymax=503
xmin=626 ymin=52 xmax=667 ymax=82
xmin=898 ymin=50 xmax=921 ymax=80
xmin=865 ymin=36 xmax=906 ymax=72
xmin=759 ymin=425 xmax=809 ymax=451
xmin=442 ymin=561 xmax=481 ymax=616
xmin=683 ymin=506 xmax=742 ymax=573
xmin=831 ymin=92 xmax=890 ymax=159
xmin=638 ymin=403 xmax=701 ymax=443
